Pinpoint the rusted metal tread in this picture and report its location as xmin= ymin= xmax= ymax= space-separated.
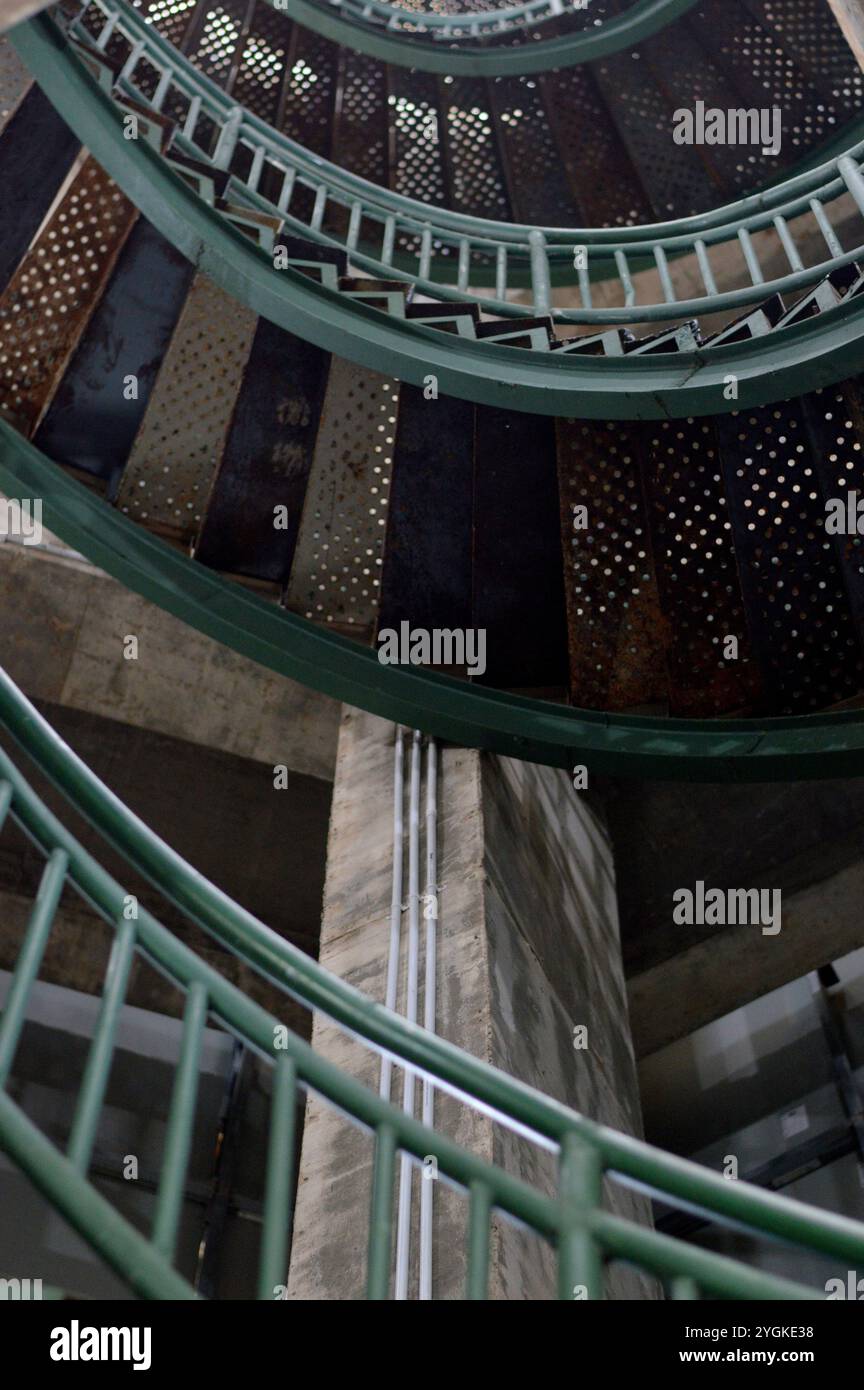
xmin=378 ymin=384 xmax=475 ymax=643
xmin=799 ymin=380 xmax=864 ymax=655
xmin=715 ymin=400 xmax=864 ymax=715
xmin=0 ymin=156 xmax=137 ymax=438
xmin=283 ymin=356 xmax=400 ymax=639
xmin=194 ymin=317 xmax=330 ymax=585
xmin=114 ymin=273 xmax=256 ymax=543
xmin=0 ymin=86 xmax=80 ymax=294
xmin=541 ymin=64 xmax=653 ymax=227
xmin=642 ymin=416 xmax=765 ymax=717
xmin=555 ymin=417 xmax=669 ymax=711
xmin=34 ymin=219 xmax=193 ymax=490
xmin=473 ymin=404 xmax=567 ymax=692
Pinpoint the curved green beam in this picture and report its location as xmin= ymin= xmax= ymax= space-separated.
xmin=83 ymin=0 xmax=864 ymax=299
xmin=13 ymin=13 xmax=864 ymax=421
xmin=5 ymin=420 xmax=864 ymax=782
xmin=260 ymin=0 xmax=699 ymax=76
xmin=4 ymin=693 xmax=863 ymax=1296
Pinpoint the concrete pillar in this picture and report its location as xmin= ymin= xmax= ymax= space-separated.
xmin=288 ymin=708 xmax=655 ymax=1300
xmin=828 ymin=1 xmax=864 ymax=72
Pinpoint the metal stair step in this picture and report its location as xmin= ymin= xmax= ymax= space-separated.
xmin=194 ymin=317 xmax=330 ymax=585
xmin=33 ymin=219 xmax=193 ymax=491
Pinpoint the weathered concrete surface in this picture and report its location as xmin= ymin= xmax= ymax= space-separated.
xmin=629 ymin=858 xmax=864 ymax=1058
xmin=599 ymin=775 xmax=864 ymax=1056
xmin=0 ymin=699 xmax=331 ymax=1032
xmin=828 ymin=0 xmax=864 ymax=71
xmin=288 ymin=709 xmax=655 ymax=1300
xmin=0 ymin=541 xmax=340 ymax=780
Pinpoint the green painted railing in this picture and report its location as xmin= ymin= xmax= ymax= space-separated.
xmin=5 ymin=418 xmax=864 ymax=782
xmin=254 ymin=0 xmax=698 ymax=76
xmin=13 ymin=10 xmax=864 ymax=417
xmin=2 ymin=665 xmax=864 ymax=1298
xmin=72 ymin=0 xmax=864 ymax=320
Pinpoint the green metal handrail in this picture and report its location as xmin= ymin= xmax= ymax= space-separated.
xmin=13 ymin=10 xmax=864 ymax=418
xmin=6 ymin=418 xmax=864 ymax=783
xmin=254 ymin=0 xmax=698 ymax=76
xmin=73 ymin=0 xmax=864 ymax=320
xmin=2 ymin=672 xmax=864 ymax=1297
xmin=283 ymin=0 xmax=590 ymax=35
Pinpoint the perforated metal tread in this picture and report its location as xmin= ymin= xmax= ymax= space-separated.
xmin=115 ymin=272 xmax=256 ymax=541
xmin=0 ymin=85 xmax=81 ymax=296
xmin=126 ymin=0 xmax=864 ymax=229
xmin=34 ymin=218 xmax=194 ymax=488
xmin=556 ymin=417 xmax=670 ymax=711
xmin=284 ymin=356 xmax=399 ymax=637
xmin=194 ymin=315 xmax=330 ymax=584
xmin=0 ymin=156 xmax=137 ymax=438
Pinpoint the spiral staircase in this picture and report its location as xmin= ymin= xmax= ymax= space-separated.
xmin=2 ymin=0 xmax=864 ymax=1301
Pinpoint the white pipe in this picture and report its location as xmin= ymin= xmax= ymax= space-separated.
xmin=419 ymin=737 xmax=438 ymax=1301
xmin=395 ymin=730 xmax=421 ymax=1299
xmin=379 ymin=728 xmax=404 ymax=1102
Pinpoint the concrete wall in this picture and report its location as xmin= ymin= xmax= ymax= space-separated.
xmin=0 ymin=539 xmax=340 ymax=780
xmin=288 ymin=709 xmax=654 ymax=1300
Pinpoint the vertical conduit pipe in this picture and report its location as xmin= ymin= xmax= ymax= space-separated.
xmin=419 ymin=736 xmax=438 ymax=1300
xmin=380 ymin=727 xmax=404 ymax=1102
xmin=395 ymin=730 xmax=422 ymax=1299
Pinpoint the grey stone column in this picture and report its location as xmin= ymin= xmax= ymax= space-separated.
xmin=288 ymin=708 xmax=654 ymax=1300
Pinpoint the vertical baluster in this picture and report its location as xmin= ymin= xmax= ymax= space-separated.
xmin=152 ymin=981 xmax=208 ymax=1260
xmin=367 ymin=1124 xmax=397 ymax=1299
xmin=182 ymin=95 xmax=202 ymax=144
xmin=419 ymin=225 xmax=433 ymax=282
xmin=381 ymin=214 xmax=396 ymax=268
xmin=556 ymin=1133 xmax=603 ymax=1301
xmin=213 ymin=106 xmax=243 ymax=172
xmin=95 ymin=12 xmax=117 ymax=50
xmin=152 ymin=65 xmax=173 ymax=113
xmin=310 ymin=184 xmax=328 ymax=235
xmin=529 ymin=229 xmax=552 ymax=316
xmin=773 ymin=214 xmax=805 ymax=273
xmin=694 ymin=238 xmax=718 ymax=296
xmin=737 ymin=226 xmax=765 ymax=285
xmin=653 ymin=245 xmax=677 ymax=303
xmin=257 ymin=1055 xmax=297 ymax=1300
xmin=838 ymin=155 xmax=864 ymax=218
xmin=67 ymin=916 xmax=137 ymax=1174
xmin=495 ymin=244 xmax=507 ymax=303
xmin=119 ymin=39 xmax=146 ymax=85
xmin=277 ymin=168 xmax=297 ymax=215
xmin=0 ymin=849 xmax=68 ymax=1089
xmin=466 ymin=1180 xmax=492 ymax=1301
xmin=248 ymin=145 xmax=266 ymax=194
xmin=457 ymin=237 xmax=471 ymax=292
xmin=615 ymin=249 xmax=635 ymax=308
xmin=810 ymin=196 xmax=844 ymax=259
xmin=347 ymin=199 xmax=363 ymax=254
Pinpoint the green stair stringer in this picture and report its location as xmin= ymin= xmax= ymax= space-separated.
xmin=6 ymin=419 xmax=864 ymax=782
xmin=69 ymin=0 xmax=864 ymax=300
xmin=255 ymin=0 xmax=701 ymax=76
xmin=12 ymin=11 xmax=864 ymax=420
xmin=2 ymin=667 xmax=864 ymax=1298
xmin=69 ymin=0 xmax=864 ymax=321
